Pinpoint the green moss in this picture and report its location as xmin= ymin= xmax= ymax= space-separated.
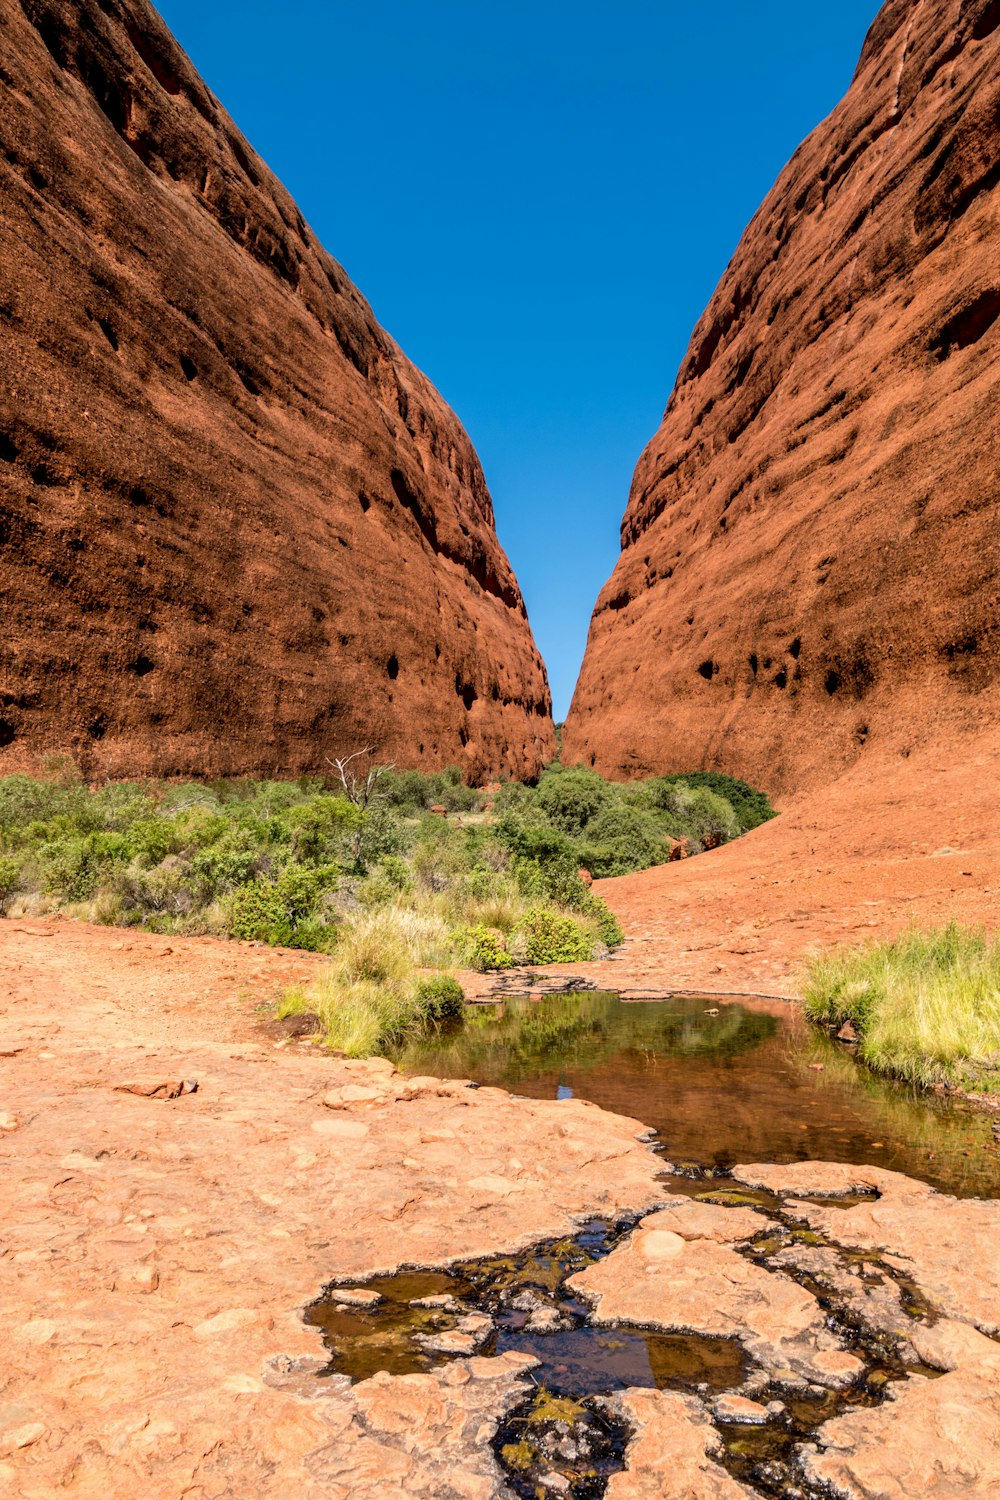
xmin=525 ymin=1391 xmax=588 ymax=1426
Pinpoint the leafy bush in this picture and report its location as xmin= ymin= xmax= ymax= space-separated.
xmin=414 ymin=974 xmax=465 ymax=1021
xmin=226 ymin=866 xmax=338 ymax=949
xmin=0 ymin=855 xmax=23 ymax=915
xmin=510 ymin=907 xmax=594 ymax=964
xmin=535 ymin=767 xmax=614 ymax=836
xmin=467 ymin=925 xmax=515 ymax=972
xmin=579 ymin=805 xmax=668 ymax=877
xmin=648 ymin=772 xmax=775 ymax=833
xmin=586 ymin=895 xmax=624 ymax=949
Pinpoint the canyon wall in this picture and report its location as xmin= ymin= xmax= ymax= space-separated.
xmin=0 ymin=0 xmax=555 ymax=782
xmin=564 ymin=0 xmax=1000 ymax=796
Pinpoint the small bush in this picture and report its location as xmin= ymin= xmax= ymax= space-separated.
xmin=414 ymin=974 xmax=465 ymax=1021
xmin=535 ymin=767 xmax=614 ymax=836
xmin=226 ymin=866 xmax=337 ymax=950
xmin=510 ymin=907 xmax=594 ymax=964
xmin=579 ymin=805 xmax=667 ymax=877
xmin=0 ymin=855 xmax=23 ymax=915
xmin=586 ymin=895 xmax=624 ymax=949
xmin=467 ymin=925 xmax=515 ymax=972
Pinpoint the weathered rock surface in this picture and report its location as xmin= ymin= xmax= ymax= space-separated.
xmin=603 ymin=1389 xmax=753 ymax=1499
xmin=565 ymin=0 xmax=1000 ymax=795
xmin=5 ymin=926 xmax=1000 ymax=1496
xmin=801 ymin=1321 xmax=1000 ymax=1499
xmin=732 ymin=1160 xmax=1000 ymax=1334
xmin=0 ymin=1013 xmax=665 ymax=1497
xmin=568 ymin=1200 xmax=866 ymax=1388
xmin=0 ymin=0 xmax=554 ymax=781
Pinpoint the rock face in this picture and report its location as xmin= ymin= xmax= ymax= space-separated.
xmin=0 ymin=0 xmax=554 ymax=782
xmin=565 ymin=0 xmax=1000 ymax=795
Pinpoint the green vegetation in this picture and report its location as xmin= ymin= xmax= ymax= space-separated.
xmin=803 ymin=922 xmax=1000 ymax=1092
xmin=0 ymin=757 xmax=774 ymax=1056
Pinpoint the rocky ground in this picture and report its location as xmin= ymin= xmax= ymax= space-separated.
xmin=3 ymin=740 xmax=1000 ymax=1497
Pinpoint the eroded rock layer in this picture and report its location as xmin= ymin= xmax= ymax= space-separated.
xmin=565 ymin=0 xmax=1000 ymax=794
xmin=0 ymin=0 xmax=554 ymax=781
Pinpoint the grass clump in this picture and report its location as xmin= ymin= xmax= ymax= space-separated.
xmin=803 ymin=922 xmax=1000 ymax=1092
xmin=279 ymin=907 xmax=463 ymax=1055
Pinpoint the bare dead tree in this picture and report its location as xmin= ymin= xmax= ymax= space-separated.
xmin=325 ymin=747 xmax=396 ymax=865
xmin=325 ymin=747 xmax=395 ymax=810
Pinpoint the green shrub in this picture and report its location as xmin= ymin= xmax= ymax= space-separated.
xmin=648 ymin=773 xmax=775 ymax=833
xmin=0 ymin=855 xmax=23 ymax=915
xmin=226 ymin=865 xmax=337 ymax=949
xmin=535 ymin=767 xmax=614 ymax=836
xmin=579 ymin=805 xmax=667 ymax=877
xmin=414 ymin=974 xmax=465 ymax=1021
xmin=467 ymin=925 xmax=515 ymax=972
xmin=39 ymin=831 xmax=130 ymax=900
xmin=511 ymin=907 xmax=594 ymax=964
xmin=586 ymin=895 xmax=624 ymax=949
xmin=357 ymin=871 xmax=402 ymax=908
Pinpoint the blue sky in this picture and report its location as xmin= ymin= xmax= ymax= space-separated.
xmin=157 ymin=0 xmax=881 ymax=720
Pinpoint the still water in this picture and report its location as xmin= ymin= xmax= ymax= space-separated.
xmin=391 ymin=991 xmax=1000 ymax=1199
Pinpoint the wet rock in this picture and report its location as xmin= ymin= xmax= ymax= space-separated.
xmin=712 ymin=1394 xmax=770 ymax=1425
xmin=523 ymin=1306 xmax=572 ymax=1335
xmin=837 ymin=1021 xmax=860 ymax=1044
xmin=733 ymin=1162 xmax=1000 ymax=1335
xmin=331 ymin=1288 xmax=383 ymax=1309
xmin=802 ymin=1355 xmax=1000 ymax=1498
xmin=569 ymin=1201 xmax=865 ymax=1388
xmin=603 ymin=1388 xmax=754 ymax=1497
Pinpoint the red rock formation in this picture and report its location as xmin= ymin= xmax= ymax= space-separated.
xmin=565 ymin=0 xmax=1000 ymax=796
xmin=0 ymin=0 xmax=554 ymax=782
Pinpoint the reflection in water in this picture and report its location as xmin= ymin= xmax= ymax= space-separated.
xmin=392 ymin=993 xmax=1000 ymax=1199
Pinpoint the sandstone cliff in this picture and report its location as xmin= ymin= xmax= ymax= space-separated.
xmin=0 ymin=0 xmax=555 ymax=781
xmin=565 ymin=0 xmax=1000 ymax=796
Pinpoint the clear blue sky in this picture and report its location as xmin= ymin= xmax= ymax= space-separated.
xmin=157 ymin=0 xmax=881 ymax=720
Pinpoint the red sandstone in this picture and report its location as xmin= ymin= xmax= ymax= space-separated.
xmin=0 ymin=0 xmax=554 ymax=783
xmin=565 ymin=0 xmax=1000 ymax=797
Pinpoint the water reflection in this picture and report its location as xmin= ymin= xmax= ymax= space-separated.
xmin=392 ymin=993 xmax=1000 ymax=1199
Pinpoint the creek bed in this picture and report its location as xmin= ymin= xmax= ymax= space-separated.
xmin=307 ymin=992 xmax=1000 ymax=1496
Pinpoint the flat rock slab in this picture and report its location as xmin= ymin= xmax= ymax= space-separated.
xmin=0 ymin=1036 xmax=665 ymax=1497
xmin=733 ymin=1161 xmax=1000 ymax=1334
xmin=603 ymin=1389 xmax=754 ymax=1498
xmin=803 ymin=1346 xmax=1000 ymax=1498
xmin=568 ymin=1199 xmax=865 ymax=1388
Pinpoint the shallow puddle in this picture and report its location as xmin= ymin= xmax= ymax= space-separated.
xmin=307 ymin=1203 xmax=915 ymax=1498
xmin=305 ymin=1219 xmax=746 ymax=1394
xmin=391 ymin=992 xmax=1000 ymax=1199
